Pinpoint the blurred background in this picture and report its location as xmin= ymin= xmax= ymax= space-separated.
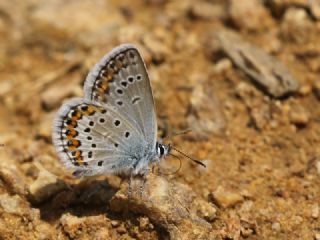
xmin=1 ymin=0 xmax=320 ymax=239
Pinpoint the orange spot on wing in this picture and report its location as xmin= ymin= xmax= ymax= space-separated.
xmin=66 ymin=129 xmax=77 ymax=139
xmin=71 ymin=110 xmax=82 ymax=121
xmin=87 ymin=106 xmax=95 ymax=115
xmin=67 ymin=139 xmax=81 ymax=150
xmin=66 ymin=119 xmax=78 ymax=128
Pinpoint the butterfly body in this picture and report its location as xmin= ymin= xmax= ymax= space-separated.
xmin=53 ymin=44 xmax=171 ymax=177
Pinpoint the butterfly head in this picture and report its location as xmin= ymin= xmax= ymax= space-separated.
xmin=156 ymin=142 xmax=171 ymax=159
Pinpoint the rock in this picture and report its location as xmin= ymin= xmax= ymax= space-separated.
xmin=60 ymin=213 xmax=110 ymax=239
xmin=293 ymin=215 xmax=303 ymax=224
xmin=188 ymin=74 xmax=227 ymax=138
xmin=228 ymin=0 xmax=272 ymax=31
xmin=189 ymin=1 xmax=226 ymax=20
xmin=214 ymin=58 xmax=232 ymax=73
xmin=41 ymin=80 xmax=80 ymax=110
xmin=315 ymin=232 xmax=320 ymax=240
xmin=30 ymin=0 xmax=123 ymax=48
xmin=312 ymin=204 xmax=319 ymax=218
xmin=110 ymin=220 xmax=121 ymax=228
xmin=145 ymin=0 xmax=167 ymax=4
xmin=240 ymin=218 xmax=257 ymax=237
xmin=266 ymin=0 xmax=310 ymax=16
xmin=143 ymin=33 xmax=170 ymax=63
xmin=313 ymin=80 xmax=320 ymax=99
xmin=0 ymin=162 xmax=28 ymax=196
xmin=193 ymin=199 xmax=217 ymax=222
xmin=0 ymin=193 xmax=29 ymax=215
xmin=117 ymin=25 xmax=145 ymax=44
xmin=298 ymin=84 xmax=312 ymax=96
xmin=212 ymin=29 xmax=299 ymax=98
xmin=0 ymin=193 xmax=54 ymax=238
xmin=0 ymin=81 xmax=13 ymax=98
xmin=110 ymin=173 xmax=215 ymax=239
xmin=271 ymin=222 xmax=281 ymax=232
xmin=38 ymin=112 xmax=55 ymax=138
xmin=309 ymin=0 xmax=320 ymax=19
xmin=316 ymin=161 xmax=320 ymax=175
xmin=94 ymin=228 xmax=111 ymax=239
xmin=138 ymin=216 xmax=153 ymax=231
xmin=210 ymin=186 xmax=244 ymax=208
xmin=29 ymin=162 xmax=67 ymax=204
xmin=280 ymin=7 xmax=313 ymax=44
xmin=289 ymin=105 xmax=310 ymax=127
xmin=235 ymin=82 xmax=271 ymax=130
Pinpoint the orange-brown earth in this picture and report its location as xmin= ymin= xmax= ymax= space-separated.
xmin=1 ymin=0 xmax=320 ymax=239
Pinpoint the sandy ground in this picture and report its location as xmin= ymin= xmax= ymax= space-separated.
xmin=1 ymin=0 xmax=320 ymax=239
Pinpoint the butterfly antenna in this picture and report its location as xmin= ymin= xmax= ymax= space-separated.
xmin=171 ymin=146 xmax=206 ymax=168
xmin=172 ymin=129 xmax=192 ymax=137
xmin=163 ymin=129 xmax=192 ymax=140
xmin=159 ymin=153 xmax=182 ymax=175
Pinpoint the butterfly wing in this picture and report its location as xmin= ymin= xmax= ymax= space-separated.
xmin=52 ymin=98 xmax=148 ymax=176
xmin=83 ymin=44 xmax=157 ymax=149
xmin=53 ymin=44 xmax=158 ymax=176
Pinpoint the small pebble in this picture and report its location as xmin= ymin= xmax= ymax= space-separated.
xmin=312 ymin=204 xmax=319 ymax=219
xmin=298 ymin=84 xmax=312 ymax=96
xmin=116 ymin=225 xmax=127 ymax=234
xmin=210 ymin=186 xmax=244 ymax=208
xmin=289 ymin=107 xmax=309 ymax=127
xmin=41 ymin=82 xmax=79 ymax=110
xmin=309 ymin=0 xmax=320 ymax=20
xmin=214 ymin=58 xmax=232 ymax=73
xmin=228 ymin=0 xmax=271 ymax=31
xmin=316 ymin=161 xmax=320 ymax=175
xmin=110 ymin=220 xmax=120 ymax=228
xmin=271 ymin=222 xmax=281 ymax=232
xmin=313 ymin=80 xmax=320 ymax=99
xmin=281 ymin=7 xmax=312 ymax=44
xmin=189 ymin=1 xmax=225 ymax=20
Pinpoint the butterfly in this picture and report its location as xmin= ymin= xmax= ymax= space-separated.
xmin=52 ymin=44 xmax=173 ymax=177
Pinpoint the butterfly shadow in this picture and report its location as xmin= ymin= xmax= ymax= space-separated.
xmin=31 ymin=176 xmax=122 ymax=223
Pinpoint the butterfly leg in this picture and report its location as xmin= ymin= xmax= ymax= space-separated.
xmin=128 ymin=170 xmax=134 ymax=201
xmin=138 ymin=168 xmax=149 ymax=199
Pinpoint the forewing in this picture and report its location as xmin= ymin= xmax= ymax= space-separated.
xmin=84 ymin=44 xmax=157 ymax=148
xmin=52 ymin=98 xmax=146 ymax=176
